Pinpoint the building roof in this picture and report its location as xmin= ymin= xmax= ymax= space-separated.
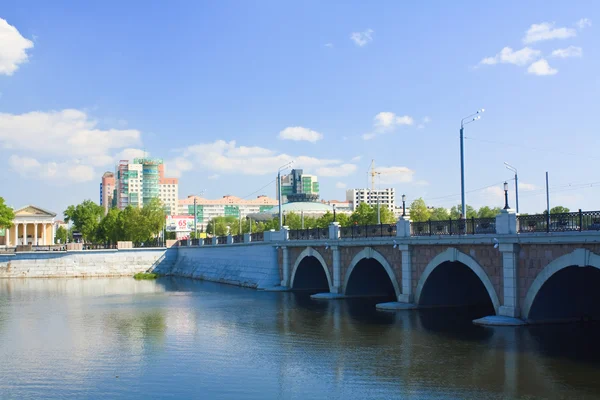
xmin=13 ymin=205 xmax=57 ymax=217
xmin=261 ymin=201 xmax=334 ymax=215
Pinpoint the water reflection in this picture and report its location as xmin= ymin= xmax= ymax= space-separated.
xmin=0 ymin=277 xmax=599 ymax=400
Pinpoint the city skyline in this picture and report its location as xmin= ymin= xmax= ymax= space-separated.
xmin=1 ymin=1 xmax=599 ymax=215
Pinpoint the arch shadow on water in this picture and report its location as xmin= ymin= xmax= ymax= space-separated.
xmin=417 ymin=261 xmax=496 ymax=321
xmin=291 ymin=256 xmax=330 ymax=294
xmin=345 ymin=258 xmax=397 ymax=299
xmin=343 ymin=257 xmax=398 ymax=328
xmin=527 ymin=265 xmax=600 ymax=324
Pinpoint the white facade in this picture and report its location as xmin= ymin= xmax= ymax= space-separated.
xmin=159 ymin=182 xmax=179 ymax=215
xmin=346 ymin=188 xmax=396 ymax=212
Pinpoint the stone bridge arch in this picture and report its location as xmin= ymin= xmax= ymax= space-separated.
xmin=522 ymin=248 xmax=600 ymax=321
xmin=343 ymin=247 xmax=401 ymax=299
xmin=414 ymin=247 xmax=501 ymax=314
xmin=290 ymin=247 xmax=333 ymax=291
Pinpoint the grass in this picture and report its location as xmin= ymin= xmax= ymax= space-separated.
xmin=133 ymin=272 xmax=158 ymax=280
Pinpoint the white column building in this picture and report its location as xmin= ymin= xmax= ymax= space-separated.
xmin=2 ymin=206 xmax=57 ymax=247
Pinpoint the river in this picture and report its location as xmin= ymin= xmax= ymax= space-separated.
xmin=0 ymin=277 xmax=599 ymax=399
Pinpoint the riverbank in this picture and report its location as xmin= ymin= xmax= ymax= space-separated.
xmin=0 ymin=248 xmax=176 ymax=278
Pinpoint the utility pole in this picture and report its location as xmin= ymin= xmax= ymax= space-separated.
xmin=459 ymin=109 xmax=484 ymax=218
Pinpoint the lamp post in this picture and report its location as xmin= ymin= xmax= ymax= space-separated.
xmin=333 ymin=204 xmax=336 ymax=222
xmin=504 ymin=162 xmax=519 ymax=214
xmin=460 ymin=109 xmax=485 ymax=218
xmin=402 ymin=194 xmax=406 ymax=217
xmin=503 ymin=181 xmax=510 ymax=210
xmin=278 ymin=161 xmax=294 ymax=230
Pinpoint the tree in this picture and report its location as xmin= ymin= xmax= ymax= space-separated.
xmin=545 ymin=206 xmax=570 ymax=214
xmin=55 ymin=226 xmax=68 ymax=244
xmin=477 ymin=206 xmax=502 ymax=218
xmin=429 ymin=207 xmax=450 ymax=221
xmin=0 ymin=197 xmax=14 ymax=246
xmin=409 ymin=198 xmax=430 ymax=222
xmin=97 ymin=208 xmax=121 ymax=243
xmin=450 ymin=204 xmax=477 ymax=219
xmin=207 ymin=216 xmax=238 ymax=236
xmin=63 ymin=200 xmax=104 ymax=243
xmin=0 ymin=197 xmax=14 ymax=229
xmin=350 ymin=202 xmax=376 ymax=225
xmin=140 ymin=198 xmax=166 ymax=239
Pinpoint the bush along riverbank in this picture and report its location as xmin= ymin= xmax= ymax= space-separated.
xmin=133 ymin=272 xmax=158 ymax=280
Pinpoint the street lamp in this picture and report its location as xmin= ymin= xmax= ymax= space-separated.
xmin=460 ymin=109 xmax=485 ymax=218
xmin=278 ymin=161 xmax=294 ymax=230
xmin=503 ymin=181 xmax=510 ymax=210
xmin=402 ymin=194 xmax=406 ymax=217
xmin=504 ymin=162 xmax=519 ymax=214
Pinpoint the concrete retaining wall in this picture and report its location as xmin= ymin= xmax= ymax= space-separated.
xmin=171 ymin=244 xmax=279 ymax=289
xmin=0 ymin=248 xmax=177 ymax=278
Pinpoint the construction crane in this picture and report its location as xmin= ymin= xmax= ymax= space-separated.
xmin=369 ymin=159 xmax=380 ymax=191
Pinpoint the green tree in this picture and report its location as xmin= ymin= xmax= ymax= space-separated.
xmin=409 ymin=198 xmax=430 ymax=222
xmin=450 ymin=204 xmax=477 ymax=219
xmin=429 ymin=207 xmax=450 ymax=221
xmin=97 ymin=208 xmax=121 ymax=243
xmin=140 ymin=198 xmax=166 ymax=239
xmin=118 ymin=206 xmax=143 ymax=244
xmin=0 ymin=197 xmax=15 ymax=230
xmin=477 ymin=206 xmax=502 ymax=218
xmin=350 ymin=202 xmax=376 ymax=225
xmin=546 ymin=206 xmax=570 ymax=214
xmin=207 ymin=216 xmax=238 ymax=236
xmin=64 ymin=200 xmax=104 ymax=243
xmin=55 ymin=226 xmax=68 ymax=244
xmin=283 ymin=212 xmax=302 ymax=229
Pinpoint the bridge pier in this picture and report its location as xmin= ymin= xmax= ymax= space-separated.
xmin=376 ymin=244 xmax=418 ymax=310
xmin=280 ymin=246 xmax=290 ymax=287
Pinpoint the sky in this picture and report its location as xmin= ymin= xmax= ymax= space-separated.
xmin=0 ymin=0 xmax=599 ymax=216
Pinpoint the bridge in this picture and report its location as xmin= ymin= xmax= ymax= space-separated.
xmin=182 ymin=209 xmax=600 ymax=325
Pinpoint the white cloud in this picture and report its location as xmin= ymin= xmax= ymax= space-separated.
xmin=576 ymin=18 xmax=592 ymax=30
xmin=423 ymin=116 xmax=431 ymax=124
xmin=171 ymin=140 xmax=341 ymax=177
xmin=8 ymin=155 xmax=94 ymax=183
xmin=350 ymin=155 xmax=362 ymax=162
xmin=278 ymin=126 xmax=323 ymax=143
xmin=316 ymin=163 xmax=357 ymax=177
xmin=523 ymin=22 xmax=576 ymax=44
xmin=0 ymin=18 xmax=34 ymax=76
xmin=363 ymin=112 xmax=414 ymax=140
xmin=324 ymin=43 xmax=334 ymax=48
xmin=335 ymin=182 xmax=347 ymax=189
xmin=208 ymin=174 xmax=220 ymax=180
xmin=350 ymin=29 xmax=374 ymax=47
xmin=0 ymin=109 xmax=144 ymax=184
xmin=114 ymin=148 xmax=147 ymax=163
xmin=551 ymin=46 xmax=582 ymax=58
xmin=0 ymin=109 xmax=141 ymax=158
xmin=482 ymin=186 xmax=505 ymax=199
xmin=375 ymin=166 xmax=415 ymax=184
xmin=479 ymin=47 xmax=541 ymax=67
xmin=527 ymin=59 xmax=558 ymax=76
xmin=519 ymin=182 xmax=538 ymax=191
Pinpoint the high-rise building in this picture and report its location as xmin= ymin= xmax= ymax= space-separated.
xmin=112 ymin=158 xmax=179 ymax=215
xmin=346 ymin=188 xmax=396 ymax=213
xmin=177 ymin=195 xmax=278 ymax=232
xmin=100 ymin=172 xmax=116 ymax=215
xmin=277 ymin=169 xmax=319 ymax=203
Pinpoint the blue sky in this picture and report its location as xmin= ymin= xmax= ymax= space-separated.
xmin=0 ymin=0 xmax=599 ymax=216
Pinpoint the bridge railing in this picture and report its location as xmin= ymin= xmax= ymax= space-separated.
xmin=233 ymin=234 xmax=244 ymax=244
xmin=204 ymin=237 xmax=213 ymax=245
xmin=250 ymin=232 xmax=264 ymax=242
xmin=517 ymin=210 xmax=600 ymax=233
xmin=288 ymin=228 xmax=329 ymax=240
xmin=411 ymin=217 xmax=496 ymax=236
xmin=340 ymin=224 xmax=397 ymax=239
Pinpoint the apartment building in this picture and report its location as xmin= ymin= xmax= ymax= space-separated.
xmin=178 ymin=195 xmax=278 ymax=232
xmin=346 ymin=188 xmax=396 ymax=213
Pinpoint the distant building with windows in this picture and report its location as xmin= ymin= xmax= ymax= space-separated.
xmin=346 ymin=188 xmax=396 ymax=213
xmin=106 ymin=158 xmax=179 ymax=215
xmin=100 ymin=172 xmax=116 ymax=215
xmin=178 ymin=195 xmax=278 ymax=232
xmin=277 ymin=169 xmax=319 ymax=203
